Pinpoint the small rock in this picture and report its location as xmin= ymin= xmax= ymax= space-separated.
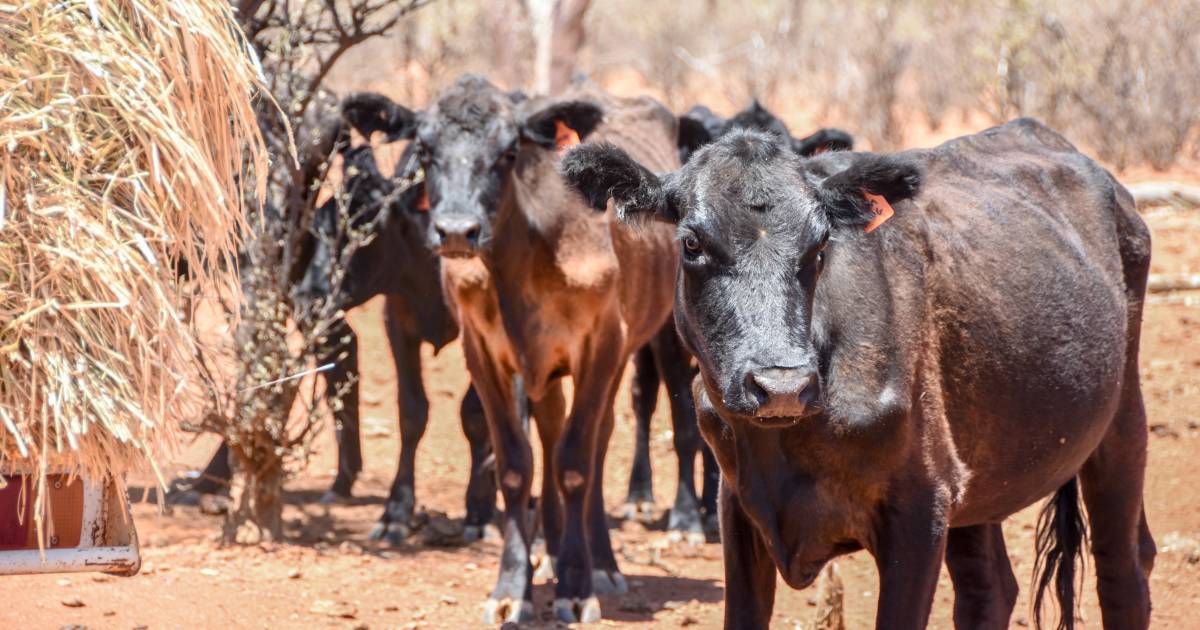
xmin=1150 ymin=423 xmax=1181 ymax=438
xmin=412 ymin=610 xmax=427 ymax=620
xmin=339 ymin=540 xmax=364 ymax=555
xmin=199 ymin=568 xmax=220 ymax=577
xmin=681 ymin=615 xmax=699 ymax=627
xmin=417 ymin=511 xmax=463 ymax=547
xmin=133 ymin=625 xmax=149 ymax=630
xmin=310 ymin=599 xmax=357 ymax=619
xmin=61 ymin=596 xmax=85 ymax=608
xmin=352 ymin=624 xmax=369 ymax=630
xmin=383 ymin=605 xmax=400 ymax=612
xmin=91 ymin=575 xmax=112 ymax=583
xmin=57 ymin=578 xmax=71 ymax=586
xmin=287 ymin=568 xmax=302 ymax=579
xmin=439 ymin=595 xmax=457 ymax=606
xmin=104 ymin=611 xmax=117 ymax=617
xmin=141 ymin=562 xmax=156 ymax=575
xmin=464 ymin=562 xmax=478 ymax=571
xmin=662 ymin=600 xmax=685 ymax=611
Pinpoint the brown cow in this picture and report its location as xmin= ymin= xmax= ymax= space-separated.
xmin=342 ymin=76 xmax=680 ymax=624
xmin=562 ymin=118 xmax=1154 ymax=629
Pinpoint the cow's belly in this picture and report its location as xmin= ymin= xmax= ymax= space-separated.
xmin=933 ymin=232 xmax=1129 ymax=525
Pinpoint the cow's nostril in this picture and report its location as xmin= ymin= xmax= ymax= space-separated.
xmin=464 ymin=224 xmax=481 ymax=242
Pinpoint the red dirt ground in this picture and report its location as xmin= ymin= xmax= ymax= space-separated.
xmin=4 ymin=193 xmax=1198 ymax=629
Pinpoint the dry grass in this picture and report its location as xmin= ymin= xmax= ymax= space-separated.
xmin=0 ymin=0 xmax=267 ymax=541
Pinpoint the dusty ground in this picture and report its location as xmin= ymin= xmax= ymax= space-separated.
xmin=5 ymin=190 xmax=1199 ymax=629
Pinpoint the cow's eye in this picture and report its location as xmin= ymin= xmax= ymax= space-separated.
xmin=498 ymin=145 xmax=518 ymax=166
xmin=682 ymin=235 xmax=703 ymax=258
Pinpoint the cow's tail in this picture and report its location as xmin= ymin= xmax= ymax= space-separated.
xmin=1032 ymin=477 xmax=1088 ymax=630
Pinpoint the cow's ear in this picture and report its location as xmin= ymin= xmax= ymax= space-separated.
xmin=792 ymin=128 xmax=854 ymax=157
xmin=342 ymin=92 xmax=417 ymax=142
xmin=816 ymin=153 xmax=921 ymax=230
xmin=520 ymin=100 xmax=604 ymax=148
xmin=559 ymin=142 xmax=675 ymax=224
xmin=677 ymin=114 xmax=715 ymax=163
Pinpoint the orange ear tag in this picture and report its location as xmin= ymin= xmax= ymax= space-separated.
xmin=415 ymin=186 xmax=430 ymax=212
xmin=555 ymin=120 xmax=581 ymax=156
xmin=862 ymin=192 xmax=894 ymax=233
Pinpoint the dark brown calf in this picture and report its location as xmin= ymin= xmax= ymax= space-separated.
xmin=343 ymin=76 xmax=680 ymax=624
xmin=562 ymin=118 xmax=1154 ymax=629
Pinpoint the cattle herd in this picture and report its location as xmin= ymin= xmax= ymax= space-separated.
xmin=180 ymin=75 xmax=1154 ymax=629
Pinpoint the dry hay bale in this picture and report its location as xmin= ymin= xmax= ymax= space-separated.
xmin=0 ymin=0 xmax=268 ymax=542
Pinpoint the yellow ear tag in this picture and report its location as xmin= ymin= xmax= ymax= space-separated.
xmin=555 ymin=120 xmax=581 ymax=156
xmin=862 ymin=192 xmax=894 ymax=233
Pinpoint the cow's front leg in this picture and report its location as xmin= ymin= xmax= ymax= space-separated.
xmin=872 ymin=493 xmax=948 ymax=629
xmin=553 ymin=325 xmax=625 ymax=624
xmin=719 ymin=481 xmax=776 ymax=630
xmin=461 ymin=335 xmax=534 ymax=625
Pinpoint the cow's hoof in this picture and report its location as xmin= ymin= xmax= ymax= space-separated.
xmin=482 ymin=597 xmax=533 ymax=624
xmin=620 ymin=500 xmax=656 ymax=522
xmin=553 ymin=596 xmax=601 ymax=624
xmin=319 ymin=489 xmax=353 ymax=506
xmin=533 ymin=553 xmax=557 ymax=581
xmin=666 ymin=529 xmax=706 ymax=547
xmin=462 ymin=523 xmax=502 ymax=544
xmin=368 ymin=521 xmax=410 ymax=545
xmin=592 ymin=569 xmax=628 ymax=595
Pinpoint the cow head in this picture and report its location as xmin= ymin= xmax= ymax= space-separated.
xmin=341 ymin=76 xmax=603 ymax=258
xmin=676 ymin=100 xmax=855 ymax=164
xmin=562 ymin=131 xmax=920 ymax=427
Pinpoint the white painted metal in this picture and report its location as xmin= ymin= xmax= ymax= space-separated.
xmin=0 ymin=546 xmax=140 ymax=575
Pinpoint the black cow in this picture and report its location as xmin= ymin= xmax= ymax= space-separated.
xmin=293 ymin=139 xmax=498 ymax=544
xmin=624 ymin=100 xmax=857 ymax=539
xmin=563 ymin=118 xmax=1153 ymax=629
xmin=180 ymin=132 xmax=500 ymax=545
xmin=676 ymin=100 xmax=853 ymax=164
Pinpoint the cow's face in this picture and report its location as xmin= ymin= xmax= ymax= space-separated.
xmin=563 ymin=131 xmax=920 ymax=427
xmin=293 ymin=144 xmax=393 ymax=311
xmin=341 ymin=77 xmax=602 ymax=259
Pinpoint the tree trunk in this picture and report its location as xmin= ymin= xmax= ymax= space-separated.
xmin=812 ymin=561 xmax=845 ymax=630
xmin=532 ymin=0 xmax=592 ymax=94
xmin=223 ymin=445 xmax=285 ymax=545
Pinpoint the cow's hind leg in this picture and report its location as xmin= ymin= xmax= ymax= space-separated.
xmin=945 ymin=523 xmax=1018 ymax=630
xmin=650 ymin=324 xmax=705 ymax=544
xmin=1077 ymin=194 xmax=1153 ymax=629
xmin=319 ymin=320 xmax=362 ymax=504
xmin=588 ymin=403 xmax=627 ymax=595
xmin=1078 ymin=390 xmax=1153 ymax=629
xmin=460 ymin=383 xmax=498 ymax=543
xmin=369 ymin=310 xmax=428 ymax=544
xmin=623 ymin=344 xmax=658 ymax=521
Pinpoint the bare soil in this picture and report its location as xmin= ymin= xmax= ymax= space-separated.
xmin=4 ymin=193 xmax=1199 ymax=630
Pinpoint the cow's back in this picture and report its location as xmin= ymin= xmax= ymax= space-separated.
xmin=912 ymin=119 xmax=1142 ymax=522
xmin=585 ymin=90 xmax=680 ymax=349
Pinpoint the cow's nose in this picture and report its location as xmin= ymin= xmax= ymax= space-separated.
xmin=433 ymin=216 xmax=482 ymax=256
xmin=744 ymin=367 xmax=819 ymax=418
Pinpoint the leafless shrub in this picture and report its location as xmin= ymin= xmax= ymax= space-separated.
xmin=196 ymin=0 xmax=434 ymax=545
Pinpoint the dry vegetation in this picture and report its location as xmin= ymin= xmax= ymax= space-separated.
xmin=332 ymin=0 xmax=1200 ymax=168
xmin=0 ymin=0 xmax=265 ymax=542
